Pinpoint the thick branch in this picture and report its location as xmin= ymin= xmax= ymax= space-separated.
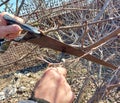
xmin=0 ymin=0 xmax=9 ymax=7
xmin=94 ymin=0 xmax=111 ymax=21
xmin=84 ymin=27 xmax=120 ymax=51
xmin=16 ymin=0 xmax=25 ymax=15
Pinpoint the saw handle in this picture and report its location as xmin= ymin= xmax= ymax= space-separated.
xmin=0 ymin=14 xmax=40 ymax=53
xmin=3 ymin=14 xmax=40 ymax=34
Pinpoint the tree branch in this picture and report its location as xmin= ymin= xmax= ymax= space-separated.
xmin=16 ymin=0 xmax=25 ymax=15
xmin=0 ymin=0 xmax=9 ymax=7
xmin=84 ymin=27 xmax=120 ymax=51
xmin=44 ymin=17 xmax=120 ymax=34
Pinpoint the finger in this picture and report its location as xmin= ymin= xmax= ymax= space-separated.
xmin=0 ymin=24 xmax=22 ymax=38
xmin=44 ymin=67 xmax=67 ymax=77
xmin=59 ymin=76 xmax=74 ymax=103
xmin=2 ymin=12 xmax=24 ymax=23
xmin=0 ymin=12 xmax=24 ymax=26
xmin=56 ymin=67 xmax=67 ymax=77
xmin=55 ymin=76 xmax=74 ymax=103
xmin=64 ymin=80 xmax=74 ymax=103
xmin=33 ymin=68 xmax=74 ymax=103
xmin=33 ymin=69 xmax=61 ymax=103
xmin=5 ymin=32 xmax=21 ymax=40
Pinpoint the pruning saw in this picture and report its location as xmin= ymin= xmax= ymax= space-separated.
xmin=0 ymin=14 xmax=117 ymax=70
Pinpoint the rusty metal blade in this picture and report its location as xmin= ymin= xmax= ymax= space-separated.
xmin=26 ymin=33 xmax=117 ymax=70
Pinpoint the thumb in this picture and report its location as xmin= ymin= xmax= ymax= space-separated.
xmin=0 ymin=24 xmax=22 ymax=38
xmin=56 ymin=67 xmax=67 ymax=77
xmin=45 ymin=67 xmax=67 ymax=77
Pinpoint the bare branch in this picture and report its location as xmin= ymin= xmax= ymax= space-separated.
xmin=16 ymin=0 xmax=25 ymax=15
xmin=84 ymin=27 xmax=120 ymax=51
xmin=0 ymin=0 xmax=9 ymax=7
xmin=44 ymin=17 xmax=120 ymax=34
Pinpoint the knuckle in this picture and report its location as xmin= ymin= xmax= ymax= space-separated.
xmin=11 ymin=24 xmax=22 ymax=32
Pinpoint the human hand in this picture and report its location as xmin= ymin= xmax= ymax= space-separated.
xmin=0 ymin=12 xmax=23 ymax=40
xmin=33 ymin=67 xmax=74 ymax=103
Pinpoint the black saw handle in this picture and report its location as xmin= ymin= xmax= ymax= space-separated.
xmin=3 ymin=14 xmax=40 ymax=34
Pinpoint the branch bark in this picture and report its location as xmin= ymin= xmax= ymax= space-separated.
xmin=16 ymin=0 xmax=25 ymax=16
xmin=0 ymin=0 xmax=9 ymax=7
xmin=84 ymin=27 xmax=120 ymax=51
xmin=44 ymin=17 xmax=120 ymax=34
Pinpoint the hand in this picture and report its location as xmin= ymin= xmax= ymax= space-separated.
xmin=0 ymin=12 xmax=23 ymax=40
xmin=33 ymin=67 xmax=74 ymax=103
